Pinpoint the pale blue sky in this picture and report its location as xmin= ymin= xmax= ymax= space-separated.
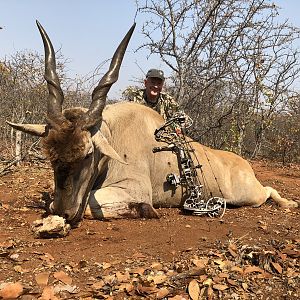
xmin=1 ymin=0 xmax=300 ymax=99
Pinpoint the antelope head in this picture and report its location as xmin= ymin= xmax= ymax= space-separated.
xmin=7 ymin=21 xmax=135 ymax=226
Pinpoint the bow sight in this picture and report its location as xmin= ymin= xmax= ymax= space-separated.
xmin=153 ymin=112 xmax=226 ymax=218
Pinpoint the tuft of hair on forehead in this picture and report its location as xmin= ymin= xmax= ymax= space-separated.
xmin=42 ymin=108 xmax=91 ymax=163
xmin=63 ymin=107 xmax=87 ymax=122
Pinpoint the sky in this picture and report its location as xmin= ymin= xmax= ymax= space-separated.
xmin=1 ymin=0 xmax=300 ymax=99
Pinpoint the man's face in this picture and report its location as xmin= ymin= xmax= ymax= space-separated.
xmin=144 ymin=77 xmax=164 ymax=102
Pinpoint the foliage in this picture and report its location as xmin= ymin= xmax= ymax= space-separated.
xmin=135 ymin=0 xmax=300 ymax=162
xmin=1 ymin=0 xmax=300 ymax=164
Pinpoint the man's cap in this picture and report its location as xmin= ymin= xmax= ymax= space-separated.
xmin=146 ymin=69 xmax=165 ymax=80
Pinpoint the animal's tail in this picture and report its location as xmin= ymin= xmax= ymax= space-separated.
xmin=264 ymin=186 xmax=298 ymax=208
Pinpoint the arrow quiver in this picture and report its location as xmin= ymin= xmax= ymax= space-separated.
xmin=153 ymin=111 xmax=226 ymax=218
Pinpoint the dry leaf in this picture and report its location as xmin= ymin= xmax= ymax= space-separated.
xmin=53 ymin=284 xmax=78 ymax=294
xmin=102 ymin=262 xmax=112 ymax=269
xmin=131 ymin=267 xmax=145 ymax=275
xmin=228 ymin=248 xmax=238 ymax=257
xmin=53 ymin=270 xmax=72 ymax=285
xmin=207 ymin=286 xmax=214 ymax=300
xmin=286 ymin=268 xmax=299 ymax=278
xmin=229 ymin=242 xmax=237 ymax=251
xmin=191 ymin=259 xmax=206 ymax=269
xmin=188 ymin=279 xmax=200 ymax=300
xmin=119 ymin=283 xmax=134 ymax=293
xmin=231 ymin=266 xmax=244 ymax=274
xmin=199 ymin=274 xmax=208 ymax=283
xmin=35 ymin=272 xmax=50 ymax=287
xmin=210 ymin=252 xmax=223 ymax=258
xmin=257 ymin=271 xmax=273 ymax=279
xmin=258 ymin=220 xmax=266 ymax=225
xmin=0 ymin=203 xmax=10 ymax=209
xmin=228 ymin=243 xmax=238 ymax=257
xmin=200 ymin=286 xmax=206 ymax=298
xmin=148 ymin=274 xmax=168 ymax=285
xmin=282 ymin=248 xmax=300 ymax=258
xmin=40 ymin=252 xmax=55 ymax=264
xmin=13 ymin=265 xmax=30 ymax=274
xmin=259 ymin=225 xmax=268 ymax=231
xmin=203 ymin=278 xmax=213 ymax=286
xmin=213 ymin=283 xmax=228 ymax=291
xmin=166 ymin=269 xmax=176 ymax=276
xmin=115 ymin=271 xmax=130 ymax=283
xmin=132 ymin=252 xmax=146 ymax=259
xmin=150 ymin=262 xmax=163 ymax=270
xmin=277 ymin=252 xmax=287 ymax=261
xmin=214 ymin=259 xmax=232 ymax=270
xmin=111 ymin=259 xmax=121 ymax=265
xmin=218 ymin=272 xmax=229 ymax=278
xmin=0 ymin=240 xmax=14 ymax=248
xmin=271 ymin=262 xmax=283 ymax=274
xmin=243 ymin=265 xmax=264 ymax=274
xmin=214 ymin=259 xmax=224 ymax=265
xmin=168 ymin=294 xmax=189 ymax=300
xmin=227 ymin=278 xmax=238 ymax=286
xmin=40 ymin=286 xmax=59 ymax=300
xmin=242 ymin=282 xmax=248 ymax=290
xmin=103 ymin=274 xmax=116 ymax=285
xmin=156 ymin=287 xmax=169 ymax=299
xmin=212 ymin=275 xmax=223 ymax=283
xmin=91 ymin=280 xmax=105 ymax=290
xmin=9 ymin=253 xmax=19 ymax=261
xmin=137 ymin=284 xmax=157 ymax=295
xmin=0 ymin=282 xmax=24 ymax=299
xmin=44 ymin=253 xmax=54 ymax=260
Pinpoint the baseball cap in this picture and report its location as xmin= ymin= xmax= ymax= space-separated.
xmin=146 ymin=69 xmax=165 ymax=80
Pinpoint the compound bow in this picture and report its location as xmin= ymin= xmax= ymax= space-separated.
xmin=153 ymin=112 xmax=226 ymax=218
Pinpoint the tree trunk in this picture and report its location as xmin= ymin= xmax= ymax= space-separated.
xmin=236 ymin=125 xmax=245 ymax=156
xmin=15 ymin=130 xmax=22 ymax=165
xmin=251 ymin=127 xmax=264 ymax=159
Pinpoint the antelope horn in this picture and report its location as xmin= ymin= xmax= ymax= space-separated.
xmin=6 ymin=121 xmax=47 ymax=137
xmin=36 ymin=20 xmax=67 ymax=126
xmin=82 ymin=23 xmax=136 ymax=129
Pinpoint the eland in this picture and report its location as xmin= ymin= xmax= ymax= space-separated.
xmin=7 ymin=21 xmax=298 ymax=226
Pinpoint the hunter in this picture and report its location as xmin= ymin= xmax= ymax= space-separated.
xmin=126 ymin=69 xmax=179 ymax=120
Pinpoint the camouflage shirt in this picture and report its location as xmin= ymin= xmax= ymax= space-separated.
xmin=128 ymin=88 xmax=179 ymax=121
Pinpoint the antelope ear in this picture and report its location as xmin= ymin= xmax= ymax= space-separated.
xmin=6 ymin=121 xmax=47 ymax=137
xmin=93 ymin=133 xmax=127 ymax=164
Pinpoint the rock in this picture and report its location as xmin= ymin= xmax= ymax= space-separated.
xmin=32 ymin=215 xmax=71 ymax=238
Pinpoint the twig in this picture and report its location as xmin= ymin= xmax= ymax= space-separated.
xmin=0 ymin=159 xmax=19 ymax=175
xmin=0 ymin=138 xmax=42 ymax=176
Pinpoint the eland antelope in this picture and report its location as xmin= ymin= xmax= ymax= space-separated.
xmin=7 ymin=21 xmax=298 ymax=226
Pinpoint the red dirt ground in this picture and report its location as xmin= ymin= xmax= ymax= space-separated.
xmin=0 ymin=160 xmax=299 ymax=299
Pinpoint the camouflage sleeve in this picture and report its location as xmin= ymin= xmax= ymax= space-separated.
xmin=132 ymin=89 xmax=145 ymax=104
xmin=162 ymin=93 xmax=180 ymax=119
xmin=169 ymin=97 xmax=179 ymax=113
xmin=122 ymin=87 xmax=144 ymax=103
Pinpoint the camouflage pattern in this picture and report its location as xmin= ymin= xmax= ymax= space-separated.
xmin=127 ymin=88 xmax=179 ymax=120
